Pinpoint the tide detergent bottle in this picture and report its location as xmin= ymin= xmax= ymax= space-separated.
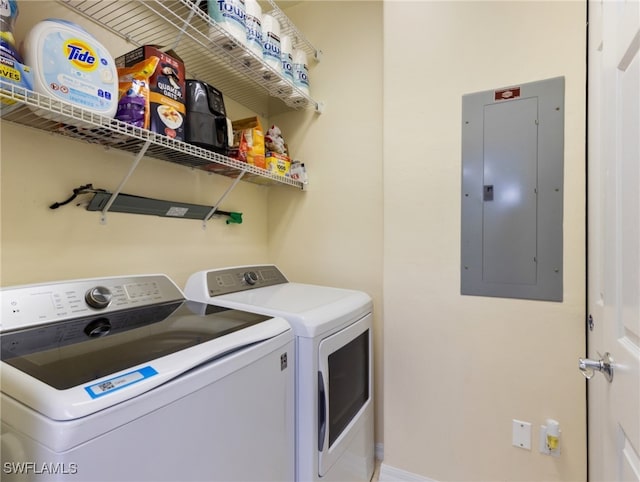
xmin=23 ymin=19 xmax=118 ymax=120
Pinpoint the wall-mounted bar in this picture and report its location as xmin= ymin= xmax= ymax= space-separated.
xmin=86 ymin=191 xmax=242 ymax=224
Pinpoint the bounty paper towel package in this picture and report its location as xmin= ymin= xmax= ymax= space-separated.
xmin=292 ymin=48 xmax=309 ymax=95
xmin=261 ymin=14 xmax=281 ymax=74
xmin=23 ymin=19 xmax=118 ymax=119
xmin=208 ymin=0 xmax=247 ymax=47
xmin=280 ymin=35 xmax=294 ymax=84
xmin=244 ymin=0 xmax=262 ymax=58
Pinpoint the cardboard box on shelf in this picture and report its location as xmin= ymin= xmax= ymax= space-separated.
xmin=115 ymin=45 xmax=186 ymax=141
xmin=265 ymin=151 xmax=291 ymax=176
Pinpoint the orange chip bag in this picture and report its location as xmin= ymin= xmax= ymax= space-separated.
xmin=231 ymin=117 xmax=265 ymax=168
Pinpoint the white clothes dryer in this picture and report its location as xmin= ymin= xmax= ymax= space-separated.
xmin=184 ymin=265 xmax=375 ymax=482
xmin=1 ymin=274 xmax=295 ymax=482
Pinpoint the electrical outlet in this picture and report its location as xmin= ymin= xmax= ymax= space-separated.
xmin=540 ymin=424 xmax=561 ymax=457
xmin=512 ymin=419 xmax=532 ymax=450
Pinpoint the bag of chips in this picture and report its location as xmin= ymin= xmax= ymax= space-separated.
xmin=230 ymin=117 xmax=265 ymax=168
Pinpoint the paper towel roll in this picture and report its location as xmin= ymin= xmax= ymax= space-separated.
xmin=292 ymin=48 xmax=310 ymax=95
xmin=261 ymin=14 xmax=282 ymax=74
xmin=208 ymin=0 xmax=247 ymax=47
xmin=280 ymin=35 xmax=294 ymax=83
xmin=244 ymin=0 xmax=262 ymax=58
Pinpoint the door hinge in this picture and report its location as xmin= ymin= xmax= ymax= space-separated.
xmin=588 ymin=314 xmax=594 ymax=331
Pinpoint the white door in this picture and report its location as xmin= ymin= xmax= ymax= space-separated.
xmin=317 ymin=313 xmax=373 ymax=478
xmin=586 ymin=0 xmax=640 ymax=480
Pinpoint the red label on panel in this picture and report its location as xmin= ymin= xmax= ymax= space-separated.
xmin=494 ymin=87 xmax=521 ymax=101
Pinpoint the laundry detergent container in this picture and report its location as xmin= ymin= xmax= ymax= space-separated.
xmin=23 ymin=19 xmax=118 ymax=121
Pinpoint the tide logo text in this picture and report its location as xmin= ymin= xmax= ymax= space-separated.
xmin=65 ymin=39 xmax=99 ymax=71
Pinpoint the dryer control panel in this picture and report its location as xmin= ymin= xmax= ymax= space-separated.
xmin=204 ymin=265 xmax=289 ymax=296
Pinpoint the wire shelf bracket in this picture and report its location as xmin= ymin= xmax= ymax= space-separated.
xmin=100 ymin=140 xmax=151 ymax=225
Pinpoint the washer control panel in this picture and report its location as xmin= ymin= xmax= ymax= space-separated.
xmin=0 ymin=275 xmax=184 ymax=332
xmin=204 ymin=265 xmax=288 ymax=297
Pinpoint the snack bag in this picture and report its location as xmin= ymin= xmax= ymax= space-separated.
xmin=116 ymin=46 xmax=185 ymax=140
xmin=265 ymin=124 xmax=287 ymax=154
xmin=115 ymin=57 xmax=159 ymax=128
xmin=231 ymin=117 xmax=265 ymax=168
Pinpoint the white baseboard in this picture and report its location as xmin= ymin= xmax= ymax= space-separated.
xmin=378 ymin=463 xmax=437 ymax=482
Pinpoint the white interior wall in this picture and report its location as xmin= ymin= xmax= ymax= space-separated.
xmin=383 ymin=1 xmax=586 ymax=481
xmin=267 ymin=1 xmax=385 ymax=447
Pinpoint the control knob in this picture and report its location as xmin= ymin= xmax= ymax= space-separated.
xmin=85 ymin=286 xmax=112 ymax=309
xmin=243 ymin=271 xmax=259 ymax=285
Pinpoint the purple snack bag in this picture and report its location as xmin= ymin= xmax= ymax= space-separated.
xmin=116 ymin=79 xmax=147 ymax=127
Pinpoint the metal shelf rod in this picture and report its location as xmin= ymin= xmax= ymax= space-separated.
xmin=203 ymin=169 xmax=247 ymax=228
xmin=101 ymin=140 xmax=152 ymax=224
xmin=58 ymin=0 xmax=323 ymax=114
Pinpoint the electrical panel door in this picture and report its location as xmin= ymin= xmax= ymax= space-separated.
xmin=461 ymin=77 xmax=564 ymax=301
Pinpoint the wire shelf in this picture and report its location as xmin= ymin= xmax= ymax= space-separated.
xmin=0 ymin=82 xmax=304 ymax=189
xmin=58 ymin=0 xmax=322 ymax=115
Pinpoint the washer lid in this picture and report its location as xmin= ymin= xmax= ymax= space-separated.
xmin=209 ymin=283 xmax=372 ymax=338
xmin=1 ymin=301 xmax=290 ymax=420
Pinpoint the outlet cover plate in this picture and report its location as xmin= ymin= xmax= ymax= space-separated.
xmin=512 ymin=419 xmax=532 ymax=450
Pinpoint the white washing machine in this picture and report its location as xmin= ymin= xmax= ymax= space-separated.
xmin=1 ymin=274 xmax=295 ymax=482
xmin=184 ymin=265 xmax=375 ymax=482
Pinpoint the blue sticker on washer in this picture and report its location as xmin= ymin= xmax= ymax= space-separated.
xmin=85 ymin=366 xmax=158 ymax=399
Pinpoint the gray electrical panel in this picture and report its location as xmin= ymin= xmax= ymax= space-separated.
xmin=461 ymin=77 xmax=564 ymax=301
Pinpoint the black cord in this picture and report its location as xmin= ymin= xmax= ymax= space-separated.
xmin=49 ymin=184 xmax=100 ymax=209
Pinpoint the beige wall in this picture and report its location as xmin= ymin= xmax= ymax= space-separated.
xmin=383 ymin=1 xmax=586 ymax=481
xmin=1 ymin=1 xmax=588 ymax=481
xmin=266 ymin=1 xmax=385 ymax=447
xmin=1 ymin=2 xmax=274 ymax=290
xmin=0 ymin=0 xmax=385 ymax=449
xmin=0 ymin=122 xmax=272 ymax=287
